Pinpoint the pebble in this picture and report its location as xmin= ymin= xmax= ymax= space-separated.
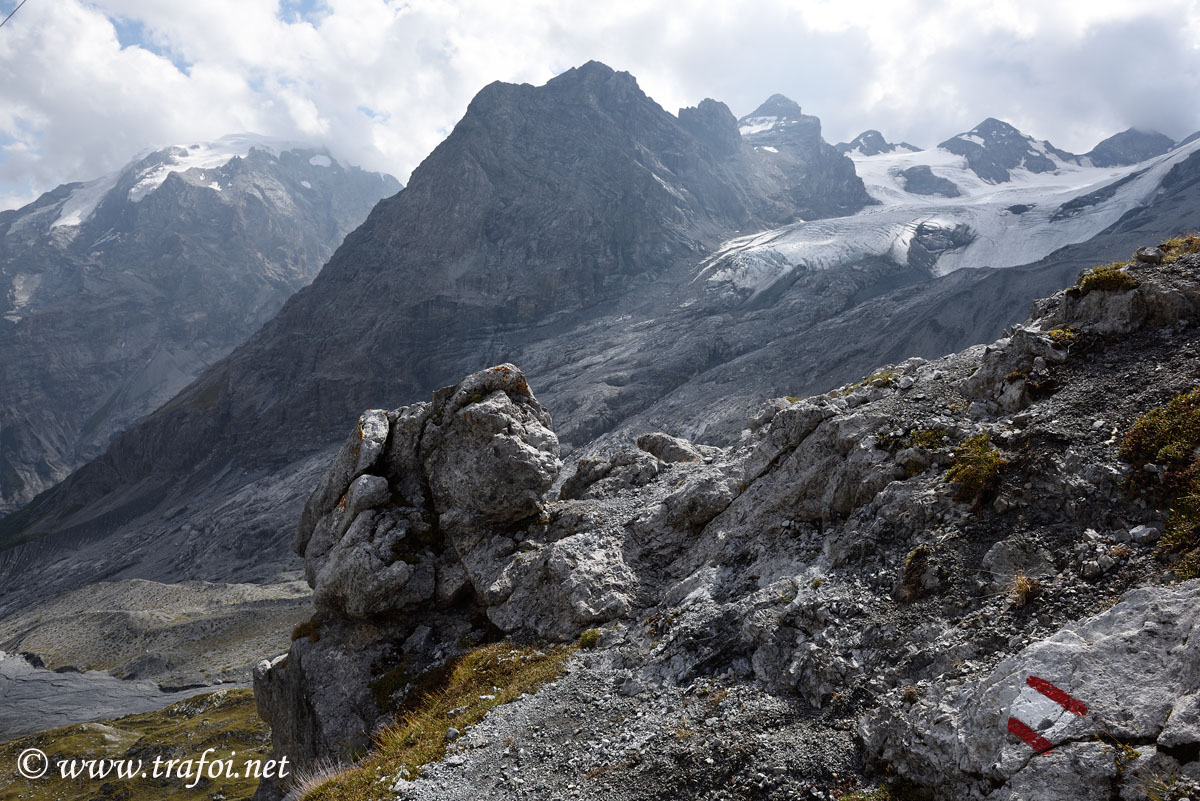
xmin=1130 ymin=525 xmax=1160 ymax=544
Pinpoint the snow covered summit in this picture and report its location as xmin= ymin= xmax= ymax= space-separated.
xmin=937 ymin=117 xmax=1079 ymax=183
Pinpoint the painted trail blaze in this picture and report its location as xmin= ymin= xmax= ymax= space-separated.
xmin=1007 ymin=716 xmax=1055 ymax=754
xmin=1025 ymin=675 xmax=1089 ymax=716
xmin=1007 ymin=675 xmax=1089 ymax=755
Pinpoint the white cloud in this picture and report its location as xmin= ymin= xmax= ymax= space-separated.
xmin=0 ymin=0 xmax=1198 ymax=209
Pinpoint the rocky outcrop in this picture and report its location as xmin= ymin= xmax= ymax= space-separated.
xmin=1087 ymin=128 xmax=1175 ymax=167
xmin=899 ymin=163 xmax=961 ymax=197
xmin=295 ymin=364 xmax=562 ymax=621
xmin=862 ymin=580 xmax=1200 ymax=801
xmin=254 ymin=254 xmax=1200 ymax=800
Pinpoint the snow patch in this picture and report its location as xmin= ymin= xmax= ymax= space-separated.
xmin=695 ymin=135 xmax=1200 ymax=295
xmin=127 ymin=134 xmax=305 ymax=203
xmin=651 ymin=173 xmax=686 ymax=202
xmin=757 ymin=145 xmax=779 ymax=153
xmin=49 ymin=172 xmax=121 ymax=229
xmin=300 ymin=180 xmax=312 ymax=189
xmin=738 ymin=116 xmax=779 ymax=136
xmin=309 ymin=155 xmax=332 ymax=167
xmin=8 ymin=273 xmax=41 ymax=312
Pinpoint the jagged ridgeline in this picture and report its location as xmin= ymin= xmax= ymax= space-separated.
xmin=0 ymin=137 xmax=400 ymax=515
xmin=250 ymin=249 xmax=1200 ymax=801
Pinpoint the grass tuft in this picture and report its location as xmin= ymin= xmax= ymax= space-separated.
xmin=907 ymin=428 xmax=950 ymax=449
xmin=1119 ymin=388 xmax=1200 ymax=579
xmin=1160 ymin=232 xmax=1200 ymax=262
xmin=291 ymin=616 xmax=321 ymax=643
xmin=838 ymin=370 xmax=900 ymax=396
xmin=945 ymin=434 xmax=1004 ymax=504
xmin=1077 ymin=262 xmax=1139 ymax=295
xmin=1047 ymin=326 xmax=1079 ymax=348
xmin=1008 ymin=573 xmax=1041 ymax=607
xmin=578 ymin=628 xmax=603 ymax=650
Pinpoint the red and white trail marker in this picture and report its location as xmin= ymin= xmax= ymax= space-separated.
xmin=1006 ymin=675 xmax=1089 ymax=755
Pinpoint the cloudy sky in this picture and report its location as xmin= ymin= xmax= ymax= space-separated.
xmin=0 ymin=0 xmax=1198 ymax=209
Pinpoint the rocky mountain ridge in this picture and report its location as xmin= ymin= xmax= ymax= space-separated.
xmin=252 ymin=247 xmax=1200 ymax=801
xmin=835 ymin=129 xmax=921 ymax=157
xmin=0 ymin=136 xmax=400 ymax=514
xmin=1087 ymin=127 xmax=1176 ymax=167
xmin=937 ymin=117 xmax=1079 ymax=183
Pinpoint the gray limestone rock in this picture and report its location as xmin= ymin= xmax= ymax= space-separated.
xmin=295 ymin=364 xmax=561 ymax=620
xmin=423 ymin=367 xmax=560 ymax=535
xmin=311 ymin=509 xmax=437 ymax=618
xmin=636 ymin=431 xmax=712 ymax=463
xmin=295 ymin=409 xmax=391 ymax=556
xmin=559 ymin=449 xmax=662 ymax=501
xmin=861 ymin=580 xmax=1200 ymax=801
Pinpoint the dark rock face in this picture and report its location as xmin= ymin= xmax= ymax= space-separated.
xmin=1086 ymin=127 xmax=1175 ymax=167
xmin=835 ymin=129 xmax=921 ymax=156
xmin=898 ymin=164 xmax=961 ymax=197
xmin=0 ymin=142 xmax=399 ymax=513
xmin=736 ymin=94 xmax=874 ymax=219
xmin=906 ymin=222 xmax=974 ymax=271
xmin=939 ymin=118 xmax=1076 ymax=182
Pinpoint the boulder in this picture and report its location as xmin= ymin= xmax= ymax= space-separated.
xmin=311 ymin=509 xmax=437 ymax=618
xmin=422 ymin=366 xmax=561 ymax=536
xmin=861 ymin=580 xmax=1200 ymax=801
xmin=636 ymin=432 xmax=715 ymax=463
xmin=559 ymin=448 xmax=662 ymax=500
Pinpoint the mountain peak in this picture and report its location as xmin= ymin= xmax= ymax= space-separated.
xmin=748 ymin=93 xmax=803 ymax=119
xmin=836 ymin=129 xmax=921 ymax=157
xmin=1087 ymin=127 xmax=1175 ymax=167
xmin=542 ymin=60 xmax=646 ymax=98
xmin=737 ymin=94 xmax=818 ymax=141
xmin=940 ymin=118 xmax=1075 ymax=182
xmin=548 ymin=59 xmax=617 ymax=85
xmin=971 ymin=117 xmax=1019 ymax=135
